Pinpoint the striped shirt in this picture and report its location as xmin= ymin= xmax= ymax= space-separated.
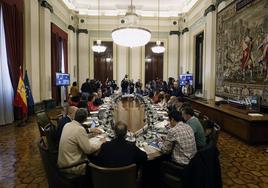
xmin=159 ymin=121 xmax=197 ymax=165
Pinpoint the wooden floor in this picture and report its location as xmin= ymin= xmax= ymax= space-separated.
xmin=0 ymin=112 xmax=268 ymax=188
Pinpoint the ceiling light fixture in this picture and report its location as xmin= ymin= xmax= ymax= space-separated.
xmin=151 ymin=0 xmax=165 ymax=54
xmin=111 ymin=0 xmax=151 ymax=48
xmin=92 ymin=0 xmax=106 ymax=53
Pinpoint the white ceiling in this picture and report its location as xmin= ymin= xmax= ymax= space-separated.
xmin=62 ymin=0 xmax=199 ymax=17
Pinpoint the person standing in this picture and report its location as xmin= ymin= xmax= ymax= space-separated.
xmin=81 ymin=79 xmax=90 ymax=99
xmin=121 ymin=74 xmax=129 ymax=94
xmin=135 ymin=79 xmax=142 ymax=94
xmin=129 ymin=79 xmax=135 ymax=94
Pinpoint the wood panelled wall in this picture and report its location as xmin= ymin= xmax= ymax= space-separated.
xmin=94 ymin=41 xmax=113 ymax=83
xmin=145 ymin=42 xmax=164 ymax=84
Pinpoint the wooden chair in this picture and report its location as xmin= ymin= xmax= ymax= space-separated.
xmin=89 ymin=163 xmax=138 ymax=188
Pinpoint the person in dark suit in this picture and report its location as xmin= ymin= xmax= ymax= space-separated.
xmin=170 ymin=81 xmax=183 ymax=97
xmin=121 ymin=75 xmax=129 ymax=94
xmin=93 ymin=122 xmax=147 ymax=167
xmin=56 ymin=105 xmax=78 ymax=144
xmin=93 ymin=89 xmax=104 ymax=106
xmin=81 ymin=79 xmax=91 ymax=94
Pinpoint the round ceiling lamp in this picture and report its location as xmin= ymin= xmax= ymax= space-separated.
xmin=151 ymin=41 xmax=165 ymax=54
xmin=112 ymin=0 xmax=151 ymax=48
xmin=92 ymin=0 xmax=106 ymax=53
xmin=151 ymin=0 xmax=165 ymax=54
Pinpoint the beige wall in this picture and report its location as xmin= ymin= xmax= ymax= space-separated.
xmin=179 ymin=0 xmax=218 ymax=99
xmin=24 ymin=0 xmax=77 ymax=102
xmin=24 ymin=0 xmax=223 ymax=102
xmin=77 ymin=16 xmax=179 ymax=88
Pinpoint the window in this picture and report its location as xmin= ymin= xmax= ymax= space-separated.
xmin=0 ymin=6 xmax=14 ymax=125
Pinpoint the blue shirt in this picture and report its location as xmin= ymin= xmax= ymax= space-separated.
xmin=186 ymin=117 xmax=206 ymax=148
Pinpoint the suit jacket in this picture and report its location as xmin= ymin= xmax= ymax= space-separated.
xmin=93 ymin=138 xmax=147 ymax=168
xmin=56 ymin=115 xmax=72 ymax=144
xmin=182 ymin=143 xmax=222 ymax=188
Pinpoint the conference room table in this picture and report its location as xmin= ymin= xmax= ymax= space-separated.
xmin=83 ymin=95 xmax=169 ymax=160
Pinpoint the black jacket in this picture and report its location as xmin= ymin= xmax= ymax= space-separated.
xmin=121 ymin=79 xmax=129 ymax=92
xmin=56 ymin=115 xmax=72 ymax=144
xmin=182 ymin=143 xmax=222 ymax=188
xmin=93 ymin=138 xmax=147 ymax=168
xmin=93 ymin=98 xmax=104 ymax=106
xmin=81 ymin=82 xmax=90 ymax=93
xmin=170 ymin=87 xmax=183 ymax=97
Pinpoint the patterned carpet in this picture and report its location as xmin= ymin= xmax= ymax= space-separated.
xmin=218 ymin=132 xmax=268 ymax=188
xmin=0 ymin=115 xmax=267 ymax=188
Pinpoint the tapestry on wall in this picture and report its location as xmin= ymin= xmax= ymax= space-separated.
xmin=216 ymin=0 xmax=268 ymax=106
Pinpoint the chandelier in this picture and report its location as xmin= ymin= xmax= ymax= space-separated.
xmin=151 ymin=0 xmax=165 ymax=54
xmin=92 ymin=40 xmax=106 ymax=53
xmin=92 ymin=0 xmax=106 ymax=53
xmin=111 ymin=0 xmax=151 ymax=48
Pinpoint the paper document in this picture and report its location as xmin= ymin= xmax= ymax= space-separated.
xmin=154 ymin=120 xmax=169 ymax=129
xmin=248 ymin=113 xmax=263 ymax=117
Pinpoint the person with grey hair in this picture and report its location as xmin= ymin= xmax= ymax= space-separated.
xmin=56 ymin=105 xmax=78 ymax=144
xmin=93 ymin=121 xmax=147 ymax=167
xmin=58 ymin=108 xmax=105 ymax=176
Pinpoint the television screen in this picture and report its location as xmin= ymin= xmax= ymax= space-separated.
xmin=56 ymin=72 xmax=70 ymax=86
xmin=248 ymin=96 xmax=260 ymax=112
xmin=179 ymin=74 xmax=193 ymax=86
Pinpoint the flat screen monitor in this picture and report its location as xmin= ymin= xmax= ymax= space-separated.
xmin=248 ymin=96 xmax=260 ymax=112
xmin=179 ymin=73 xmax=193 ymax=86
xmin=56 ymin=72 xmax=70 ymax=86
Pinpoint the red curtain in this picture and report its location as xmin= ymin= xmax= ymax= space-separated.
xmin=51 ymin=32 xmax=60 ymax=102
xmin=1 ymin=0 xmax=24 ymax=91
xmin=0 ymin=0 xmax=23 ymax=12
xmin=51 ymin=23 xmax=68 ymax=104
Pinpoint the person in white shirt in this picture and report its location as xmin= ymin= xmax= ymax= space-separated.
xmin=58 ymin=108 xmax=104 ymax=175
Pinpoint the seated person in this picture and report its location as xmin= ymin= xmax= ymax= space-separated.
xmin=167 ymin=96 xmax=183 ymax=112
xmin=114 ymin=86 xmax=120 ymax=95
xmin=170 ymin=81 xmax=183 ymax=97
xmin=56 ymin=105 xmax=78 ymax=144
xmin=181 ymin=80 xmax=193 ymax=96
xmin=78 ymin=94 xmax=88 ymax=108
xmin=93 ymin=122 xmax=147 ymax=167
xmin=87 ymin=93 xmax=99 ymax=111
xmin=152 ymin=90 xmax=160 ymax=104
xmin=58 ymin=108 xmax=105 ymax=176
xmin=159 ymin=110 xmax=197 ymax=166
xmin=157 ymin=92 xmax=166 ymax=108
xmin=182 ymin=107 xmax=206 ymax=149
xmin=93 ymin=89 xmax=104 ymax=106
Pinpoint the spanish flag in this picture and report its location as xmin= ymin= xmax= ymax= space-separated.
xmin=14 ymin=70 xmax=28 ymax=114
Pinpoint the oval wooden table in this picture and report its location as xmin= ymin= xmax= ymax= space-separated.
xmin=113 ymin=97 xmax=145 ymax=132
xmin=113 ymin=97 xmax=163 ymax=159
